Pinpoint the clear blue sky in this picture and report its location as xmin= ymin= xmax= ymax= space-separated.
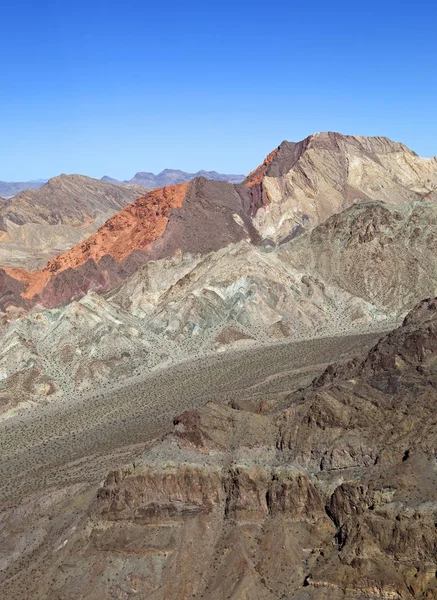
xmin=1 ymin=0 xmax=436 ymax=180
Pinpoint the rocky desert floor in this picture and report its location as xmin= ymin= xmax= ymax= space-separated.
xmin=0 ymin=332 xmax=384 ymax=509
xmin=0 ymin=330 xmax=389 ymax=599
xmin=5 ymin=299 xmax=437 ymax=600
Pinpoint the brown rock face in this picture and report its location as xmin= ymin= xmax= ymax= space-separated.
xmin=0 ymin=268 xmax=28 ymax=316
xmin=314 ymin=296 xmax=437 ymax=388
xmin=72 ymin=301 xmax=437 ymax=597
xmin=3 ymin=300 xmax=437 ymax=598
xmin=85 ymin=403 xmax=332 ymax=600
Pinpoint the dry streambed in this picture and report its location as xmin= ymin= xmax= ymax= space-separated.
xmin=0 ymin=332 xmax=383 ymax=507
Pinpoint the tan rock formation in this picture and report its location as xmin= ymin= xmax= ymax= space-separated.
xmin=248 ymin=132 xmax=437 ymax=242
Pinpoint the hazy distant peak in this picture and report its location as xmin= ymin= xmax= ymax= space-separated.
xmin=158 ymin=169 xmax=186 ymax=175
xmin=0 ymin=179 xmax=46 ymax=197
xmin=131 ymin=171 xmax=156 ymax=178
xmin=101 ymin=169 xmax=246 ymax=188
xmin=100 ymin=175 xmax=120 ymax=184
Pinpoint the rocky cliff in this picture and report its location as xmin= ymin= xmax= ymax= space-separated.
xmin=3 ymin=299 xmax=437 ymax=598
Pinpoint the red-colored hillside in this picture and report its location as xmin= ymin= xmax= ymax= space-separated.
xmin=5 ymin=183 xmax=189 ymax=299
xmin=2 ymin=177 xmax=260 ymax=310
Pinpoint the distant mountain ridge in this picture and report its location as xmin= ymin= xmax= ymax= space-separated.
xmin=0 ymin=179 xmax=47 ymax=198
xmin=0 ymin=169 xmax=244 ymax=199
xmin=102 ymin=168 xmax=245 ymax=187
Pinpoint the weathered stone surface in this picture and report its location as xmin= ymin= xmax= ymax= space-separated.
xmin=249 ymin=132 xmax=437 ymax=243
xmin=3 ymin=300 xmax=437 ymax=598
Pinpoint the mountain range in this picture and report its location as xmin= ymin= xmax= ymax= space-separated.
xmin=101 ymin=168 xmax=245 ymax=187
xmin=1 ymin=132 xmax=437 ymax=403
xmin=0 ymin=169 xmax=245 ymax=200
xmin=1 ymin=132 xmax=436 ymax=313
xmin=0 ymin=179 xmax=46 ymax=198
xmin=1 ymin=132 xmax=437 ymax=600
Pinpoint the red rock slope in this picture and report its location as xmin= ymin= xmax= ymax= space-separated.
xmin=4 ymin=183 xmax=189 ymax=300
xmin=1 ymin=178 xmax=259 ymax=311
xmin=244 ymin=147 xmax=279 ymax=188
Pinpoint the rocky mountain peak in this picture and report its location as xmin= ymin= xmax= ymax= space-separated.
xmin=247 ymin=132 xmax=437 ymax=243
xmin=1 ymin=133 xmax=437 ymax=313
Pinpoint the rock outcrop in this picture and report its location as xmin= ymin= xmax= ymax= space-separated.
xmin=86 ymin=296 xmax=437 ymax=599
xmin=89 ymin=297 xmax=437 ymax=599
xmin=246 ymin=132 xmax=437 ymax=243
xmin=4 ymin=299 xmax=437 ymax=598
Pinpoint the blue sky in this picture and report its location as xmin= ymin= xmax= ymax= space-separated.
xmin=1 ymin=0 xmax=436 ymax=180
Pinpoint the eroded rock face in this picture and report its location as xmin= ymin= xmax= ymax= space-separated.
xmin=289 ymin=200 xmax=437 ymax=313
xmin=37 ymin=402 xmax=333 ymax=600
xmin=95 ymin=300 xmax=437 ymax=598
xmin=248 ymin=132 xmax=437 ymax=243
xmin=3 ymin=300 xmax=437 ymax=598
